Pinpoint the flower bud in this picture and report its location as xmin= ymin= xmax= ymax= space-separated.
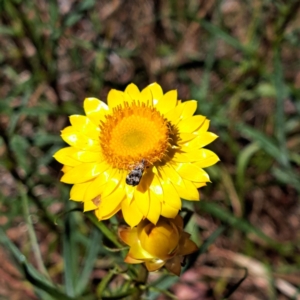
xmin=118 ymin=215 xmax=198 ymax=275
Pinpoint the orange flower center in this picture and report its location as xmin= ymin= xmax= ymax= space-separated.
xmin=99 ymin=102 xmax=170 ymax=170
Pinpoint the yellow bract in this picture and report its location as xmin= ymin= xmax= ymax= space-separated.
xmin=53 ymin=82 xmax=219 ymax=226
xmin=118 ymin=215 xmax=198 ymax=275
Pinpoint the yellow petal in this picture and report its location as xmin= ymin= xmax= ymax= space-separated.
xmin=123 ymin=226 xmax=154 ymax=260
xmin=127 ymin=246 xmax=153 ymax=260
xmin=147 ymin=192 xmax=161 ymax=225
xmin=155 ymin=90 xmax=177 ymax=115
xmin=83 ymin=97 xmax=109 ymax=126
xmin=118 ymin=227 xmax=138 ymax=246
xmin=172 ymin=152 xmax=193 ymax=163
xmin=173 ymin=162 xmax=210 ymax=182
xmin=69 ymin=115 xmax=100 ymax=140
xmin=145 ymin=260 xmax=166 ymax=272
xmin=198 ymin=119 xmax=210 ymax=133
xmin=70 ymin=181 xmax=93 ymax=201
xmin=157 ymin=170 xmax=181 ymax=209
xmin=99 ymin=203 xmax=122 ymax=220
xmin=71 ymin=149 xmax=102 ymax=163
xmin=193 ymin=182 xmax=207 ymax=189
xmin=95 ymin=187 xmax=125 ymax=219
xmin=181 ymin=132 xmax=218 ymax=149
xmin=102 ymin=171 xmax=126 ymax=199
xmin=124 ymin=255 xmax=143 ymax=264
xmin=53 ymin=147 xmax=81 ymax=166
xmin=83 ymin=166 xmax=111 ymax=201
xmin=192 ymin=149 xmax=220 ymax=168
xmin=177 ymin=115 xmax=206 ymax=133
xmin=107 ymin=89 xmax=125 ymax=109
xmin=175 ymin=149 xmax=219 ymax=165
xmin=178 ymin=132 xmax=196 ymax=144
xmin=160 ymin=180 xmax=181 ymax=209
xmin=125 ymin=184 xmax=135 ymax=201
xmin=161 ymin=203 xmax=179 ymax=218
xmin=61 ymin=161 xmax=109 ymax=184
xmin=61 ymin=126 xmax=100 ymax=151
xmin=125 ymin=83 xmax=141 ymax=102
xmin=121 ymin=200 xmax=143 ymax=228
xmin=139 ymin=220 xmax=178 ymax=259
xmin=61 ymin=165 xmax=72 ymax=173
xmin=83 ymin=200 xmax=97 ymax=212
xmin=159 ymin=164 xmax=182 ymax=186
xmin=140 ymin=85 xmax=153 ymax=104
xmin=136 ymin=168 xmax=154 ymax=193
xmin=197 ymin=132 xmax=218 ymax=148
xmin=148 ymin=83 xmax=163 ymax=105
xmin=101 ymin=168 xmax=122 ymax=198
xmin=181 ymin=100 xmax=197 ymax=119
xmin=134 ymin=189 xmax=150 ymax=216
xmin=172 ymin=179 xmax=200 ymax=200
xmin=164 ymin=102 xmax=185 ymax=124
xmin=149 ymin=174 xmax=163 ymax=203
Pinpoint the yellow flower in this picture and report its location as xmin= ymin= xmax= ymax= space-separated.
xmin=53 ymin=83 xmax=219 ymax=226
xmin=118 ymin=215 xmax=198 ymax=275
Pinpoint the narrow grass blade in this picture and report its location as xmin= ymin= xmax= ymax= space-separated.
xmin=192 ymin=18 xmax=251 ymax=54
xmin=22 ymin=263 xmax=76 ymax=300
xmin=222 ymin=268 xmax=248 ymax=299
xmin=20 ymin=183 xmax=51 ymax=280
xmin=96 ymin=268 xmax=115 ymax=297
xmin=184 ymin=225 xmax=226 ymax=272
xmin=0 ymin=228 xmax=72 ymax=299
xmin=272 ymin=167 xmax=300 ymax=193
xmin=273 ymin=48 xmax=290 ymax=168
xmin=75 ymin=228 xmax=101 ymax=296
xmin=238 ymin=123 xmax=286 ymax=165
xmin=198 ymin=201 xmax=292 ymax=255
xmin=236 ymin=142 xmax=260 ymax=194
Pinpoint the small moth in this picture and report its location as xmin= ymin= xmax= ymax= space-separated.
xmin=126 ymin=159 xmax=147 ymax=186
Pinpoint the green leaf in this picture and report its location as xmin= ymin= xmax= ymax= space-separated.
xmin=78 ymin=0 xmax=96 ymax=11
xmin=10 ymin=135 xmax=31 ymax=174
xmin=238 ymin=123 xmax=287 ymax=166
xmin=64 ymin=14 xmax=83 ymax=27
